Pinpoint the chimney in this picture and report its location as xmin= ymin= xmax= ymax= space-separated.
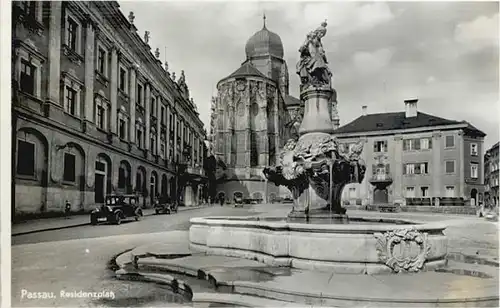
xmin=404 ymin=99 xmax=418 ymax=118
xmin=362 ymin=105 xmax=367 ymax=116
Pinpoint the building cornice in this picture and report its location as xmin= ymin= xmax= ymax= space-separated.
xmin=333 ymin=123 xmax=471 ymax=139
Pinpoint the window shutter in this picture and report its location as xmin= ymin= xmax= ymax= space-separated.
xmin=428 ymin=138 xmax=432 ymax=149
xmin=414 ymin=139 xmax=421 ymax=150
xmin=403 ymin=140 xmax=407 ymax=151
xmin=403 ymin=164 xmax=406 ymax=175
xmin=385 ymin=164 xmax=390 ymax=174
xmin=372 ymin=164 xmax=377 ymax=176
xmin=373 ymin=142 xmax=378 ymax=152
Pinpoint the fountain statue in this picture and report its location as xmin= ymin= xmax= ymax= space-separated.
xmin=263 ymin=21 xmax=366 ymax=216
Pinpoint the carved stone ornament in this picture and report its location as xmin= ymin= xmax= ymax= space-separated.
xmin=236 ymin=79 xmax=246 ymax=92
xmin=374 ymin=228 xmax=432 ymax=273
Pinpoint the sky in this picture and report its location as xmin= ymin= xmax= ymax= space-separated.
xmin=118 ymin=1 xmax=499 ymax=149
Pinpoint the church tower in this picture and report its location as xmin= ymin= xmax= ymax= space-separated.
xmin=244 ymin=15 xmax=289 ymax=96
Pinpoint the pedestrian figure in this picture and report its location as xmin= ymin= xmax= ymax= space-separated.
xmin=219 ymin=195 xmax=224 ymax=206
xmin=65 ymin=200 xmax=71 ymax=219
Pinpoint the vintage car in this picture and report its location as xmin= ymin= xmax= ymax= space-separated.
xmin=234 ymin=192 xmax=244 ymax=207
xmin=154 ymin=198 xmax=178 ymax=215
xmin=90 ymin=194 xmax=143 ymax=225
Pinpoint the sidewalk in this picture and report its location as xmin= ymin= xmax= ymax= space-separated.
xmin=12 ymin=205 xmax=206 ymax=236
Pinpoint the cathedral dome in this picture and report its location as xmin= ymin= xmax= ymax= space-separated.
xmin=245 ymin=19 xmax=284 ymax=59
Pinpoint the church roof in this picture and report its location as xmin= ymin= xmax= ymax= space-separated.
xmin=245 ymin=20 xmax=284 ymax=59
xmin=284 ymin=95 xmax=301 ymax=106
xmin=226 ymin=62 xmax=267 ymax=79
xmin=335 ymin=112 xmax=486 ymax=136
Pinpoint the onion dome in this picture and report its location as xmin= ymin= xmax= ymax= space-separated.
xmin=245 ymin=15 xmax=284 ymax=59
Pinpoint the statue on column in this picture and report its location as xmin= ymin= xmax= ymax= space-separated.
xmin=144 ymin=31 xmax=150 ymax=44
xmin=296 ymin=20 xmax=332 ymax=89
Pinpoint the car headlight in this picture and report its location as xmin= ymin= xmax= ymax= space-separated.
xmin=106 ymin=206 xmax=113 ymax=212
xmin=94 ymin=207 xmax=100 ymax=212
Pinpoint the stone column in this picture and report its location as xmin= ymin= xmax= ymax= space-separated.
xmin=109 ymin=47 xmax=118 ymax=134
xmin=458 ymin=131 xmax=465 ymax=199
xmin=432 ymin=132 xmax=442 ymax=203
xmin=298 ymin=87 xmax=335 ymax=135
xmin=157 ymin=96 xmax=162 ymax=157
xmin=166 ymin=104 xmax=171 ymax=159
xmin=129 ymin=67 xmax=136 ymax=143
xmin=180 ymin=119 xmax=185 ymax=156
xmin=144 ymin=83 xmax=151 ymax=151
xmin=393 ymin=135 xmax=403 ymax=205
xmin=191 ymin=128 xmax=195 ymax=167
xmin=84 ymin=20 xmax=95 ymax=122
xmin=173 ymin=111 xmax=177 ymax=160
xmin=47 ymin=1 xmax=62 ymax=105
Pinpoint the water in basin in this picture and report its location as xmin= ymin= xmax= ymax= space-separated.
xmin=223 ymin=216 xmax=416 ymax=225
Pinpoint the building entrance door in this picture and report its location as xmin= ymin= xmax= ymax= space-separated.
xmin=95 ymin=174 xmax=105 ymax=203
xmin=373 ymin=188 xmax=388 ymax=204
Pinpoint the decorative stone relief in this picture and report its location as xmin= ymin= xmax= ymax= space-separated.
xmin=236 ymin=79 xmax=246 ymax=92
xmin=374 ymin=228 xmax=432 ymax=273
xmin=236 ymin=101 xmax=245 ymax=117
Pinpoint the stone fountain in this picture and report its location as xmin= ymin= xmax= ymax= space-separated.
xmin=262 ymin=20 xmax=366 ymax=218
xmin=189 ymin=21 xmax=448 ymax=275
xmin=115 ymin=21 xmax=498 ymax=308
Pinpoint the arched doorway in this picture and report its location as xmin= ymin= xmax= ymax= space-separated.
xmin=95 ymin=153 xmax=112 ymax=203
xmin=118 ymin=160 xmax=132 ymax=193
xmin=161 ymin=174 xmax=168 ymax=199
xmin=471 ymin=188 xmax=478 ymax=206
xmin=150 ymin=171 xmax=158 ymax=204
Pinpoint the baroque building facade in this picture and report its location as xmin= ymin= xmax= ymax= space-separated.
xmin=336 ymin=100 xmax=486 ymax=208
xmin=210 ymin=19 xmax=316 ymax=203
xmin=12 ymin=1 xmax=206 ymax=215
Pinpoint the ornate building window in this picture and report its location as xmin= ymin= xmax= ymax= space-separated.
xmin=15 ymin=42 xmax=44 ymax=99
xmin=136 ymin=118 xmax=144 ymax=148
xmin=150 ymin=97 xmax=156 ymax=117
xmin=96 ymin=43 xmax=109 ymax=78
xmin=20 ymin=60 xmax=35 ymax=95
xmin=94 ymin=95 xmax=109 ymax=130
xmin=150 ymin=135 xmax=156 ymax=154
xmin=118 ymin=107 xmax=129 ymax=140
xmin=64 ymin=10 xmax=82 ymax=55
xmin=61 ymin=71 xmax=83 ymax=118
xmin=119 ymin=65 xmax=128 ymax=94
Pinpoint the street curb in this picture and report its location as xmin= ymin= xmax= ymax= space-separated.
xmin=12 ymin=206 xmax=208 ymax=236
xmin=12 ymin=222 xmax=91 ymax=236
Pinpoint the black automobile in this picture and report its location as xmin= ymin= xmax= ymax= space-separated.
xmin=154 ymin=196 xmax=178 ymax=215
xmin=90 ymin=194 xmax=143 ymax=225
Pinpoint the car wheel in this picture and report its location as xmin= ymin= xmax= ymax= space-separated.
xmin=115 ymin=213 xmax=122 ymax=225
xmin=90 ymin=215 xmax=97 ymax=226
xmin=135 ymin=209 xmax=143 ymax=221
xmin=155 ymin=209 xmax=160 ymax=215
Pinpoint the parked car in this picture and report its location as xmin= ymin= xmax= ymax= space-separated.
xmin=91 ymin=194 xmax=143 ymax=225
xmin=154 ymin=199 xmax=178 ymax=215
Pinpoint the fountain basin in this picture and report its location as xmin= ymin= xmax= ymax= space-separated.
xmin=189 ymin=216 xmax=448 ymax=274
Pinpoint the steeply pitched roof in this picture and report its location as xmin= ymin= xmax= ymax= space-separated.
xmin=284 ymin=95 xmax=301 ymax=106
xmin=226 ymin=62 xmax=267 ymax=79
xmin=335 ymin=112 xmax=486 ymax=136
